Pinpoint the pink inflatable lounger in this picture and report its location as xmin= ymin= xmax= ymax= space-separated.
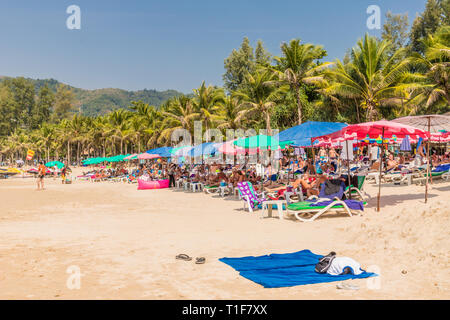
xmin=137 ymin=179 xmax=169 ymax=190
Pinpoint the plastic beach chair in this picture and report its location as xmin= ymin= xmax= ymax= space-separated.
xmin=286 ymin=181 xmax=365 ymax=222
xmin=237 ymin=181 xmax=266 ymax=213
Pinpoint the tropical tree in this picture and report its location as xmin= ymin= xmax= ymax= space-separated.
xmin=234 ymin=69 xmax=289 ymax=135
xmin=323 ymin=34 xmax=413 ymax=121
xmin=160 ymin=96 xmax=198 ymax=144
xmin=274 ymin=39 xmax=330 ymax=124
xmin=192 ymin=82 xmax=225 ymax=138
xmin=405 ymin=26 xmax=450 ymax=114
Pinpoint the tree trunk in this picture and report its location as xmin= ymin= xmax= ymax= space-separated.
xmin=294 ymin=86 xmax=302 ymax=125
xmin=77 ymin=141 xmax=80 ymax=165
xmin=265 ymin=111 xmax=272 ymax=136
xmin=67 ymin=140 xmax=70 ymax=164
xmin=354 ymin=99 xmax=361 ymax=123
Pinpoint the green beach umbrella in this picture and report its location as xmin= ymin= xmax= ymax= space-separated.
xmin=45 ymin=161 xmax=65 ymax=169
xmin=233 ymin=135 xmax=293 ymax=149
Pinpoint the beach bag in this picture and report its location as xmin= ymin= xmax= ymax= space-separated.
xmin=315 ymin=252 xmax=336 ymax=273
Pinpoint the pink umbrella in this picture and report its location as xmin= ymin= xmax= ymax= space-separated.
xmin=124 ymin=153 xmax=138 ymax=160
xmin=315 ymin=120 xmax=429 ymax=212
xmin=316 ymin=120 xmax=428 ymax=141
xmin=215 ymin=139 xmax=259 ymax=155
xmin=137 ymin=153 xmax=161 ymax=160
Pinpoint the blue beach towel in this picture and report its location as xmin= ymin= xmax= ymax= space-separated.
xmin=219 ymin=249 xmax=376 ymax=288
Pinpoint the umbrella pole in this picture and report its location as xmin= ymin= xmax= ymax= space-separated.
xmin=311 ymin=138 xmax=316 ymax=174
xmin=346 ymin=140 xmax=351 ymax=200
xmin=425 ymin=117 xmax=431 ymax=203
xmin=377 ymin=127 xmax=385 ymax=212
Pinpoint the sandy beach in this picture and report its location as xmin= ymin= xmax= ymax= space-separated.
xmin=0 ymin=168 xmax=448 ymax=300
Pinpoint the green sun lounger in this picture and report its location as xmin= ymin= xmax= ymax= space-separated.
xmin=286 ymin=200 xmax=366 ymax=222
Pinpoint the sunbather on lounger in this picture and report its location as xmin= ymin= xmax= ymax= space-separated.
xmin=386 ymin=154 xmax=399 ymax=171
xmin=291 ymin=173 xmax=325 ymax=197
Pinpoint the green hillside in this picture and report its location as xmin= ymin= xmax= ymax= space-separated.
xmin=0 ymin=76 xmax=184 ymax=116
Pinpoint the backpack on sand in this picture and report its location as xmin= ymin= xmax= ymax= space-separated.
xmin=315 ymin=252 xmax=336 ymax=273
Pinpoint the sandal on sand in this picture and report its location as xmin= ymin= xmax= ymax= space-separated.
xmin=176 ymin=254 xmax=192 ymax=261
xmin=336 ymin=283 xmax=359 ymax=290
xmin=195 ymin=257 xmax=206 ymax=264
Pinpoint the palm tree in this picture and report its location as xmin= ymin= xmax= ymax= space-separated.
xmin=108 ymin=110 xmax=132 ymax=155
xmin=160 ymin=96 xmax=199 ymax=144
xmin=274 ymin=39 xmax=330 ymax=124
xmin=192 ymin=81 xmax=225 ymax=138
xmin=38 ymin=123 xmax=55 ymax=162
xmin=405 ymin=26 xmax=450 ymax=114
xmin=234 ymin=69 xmax=288 ymax=135
xmin=323 ymin=34 xmax=412 ymax=121
xmin=216 ymin=96 xmax=245 ymax=130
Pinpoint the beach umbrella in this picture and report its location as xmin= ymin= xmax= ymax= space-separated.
xmin=392 ymin=114 xmax=450 ymax=203
xmin=171 ymin=145 xmax=193 ymax=157
xmin=400 ymin=135 xmax=412 ymax=152
xmin=234 ymin=135 xmax=293 ymax=149
xmin=215 ymin=139 xmax=259 ymax=155
xmin=45 ymin=161 xmax=65 ymax=169
xmin=275 ymin=121 xmax=348 ymax=146
xmin=188 ymin=142 xmax=217 ymax=157
xmin=137 ymin=153 xmax=161 ymax=160
xmin=392 ymin=115 xmax=450 ymax=133
xmin=146 ymin=147 xmax=173 ymax=158
xmin=316 ymin=120 xmax=429 ymax=212
xmin=124 ymin=153 xmax=138 ymax=160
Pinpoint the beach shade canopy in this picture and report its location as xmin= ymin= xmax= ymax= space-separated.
xmin=392 ymin=115 xmax=450 ymax=134
xmin=146 ymin=147 xmax=173 ymax=158
xmin=124 ymin=153 xmax=138 ymax=160
xmin=392 ymin=114 xmax=450 ymax=205
xmin=316 ymin=120 xmax=429 ymax=141
xmin=83 ymin=157 xmax=108 ymax=165
xmin=400 ymin=135 xmax=412 ymax=152
xmin=171 ymin=145 xmax=193 ymax=157
xmin=316 ymin=120 xmax=429 ymax=212
xmin=234 ymin=135 xmax=293 ymax=149
xmin=45 ymin=161 xmax=65 ymax=169
xmin=188 ymin=142 xmax=218 ymax=157
xmin=275 ymin=121 xmax=348 ymax=146
xmin=215 ymin=139 xmax=259 ymax=155
xmin=137 ymin=153 xmax=161 ymax=160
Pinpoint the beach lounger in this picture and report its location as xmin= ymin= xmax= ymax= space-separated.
xmin=344 ymin=175 xmax=371 ymax=200
xmin=286 ymin=181 xmax=364 ymax=222
xmin=204 ymin=184 xmax=220 ymax=194
xmin=237 ymin=181 xmax=266 ymax=213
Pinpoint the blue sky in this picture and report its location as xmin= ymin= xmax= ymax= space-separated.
xmin=0 ymin=0 xmax=428 ymax=93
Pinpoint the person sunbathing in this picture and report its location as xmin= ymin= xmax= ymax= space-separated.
xmin=386 ymin=154 xmax=399 ymax=171
xmin=291 ymin=173 xmax=323 ymax=197
xmin=369 ymin=160 xmax=381 ymax=171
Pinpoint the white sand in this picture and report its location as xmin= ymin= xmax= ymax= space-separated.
xmin=0 ymin=169 xmax=449 ymax=299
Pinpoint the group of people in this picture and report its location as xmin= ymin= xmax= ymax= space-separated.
xmin=35 ymin=161 xmax=72 ymax=190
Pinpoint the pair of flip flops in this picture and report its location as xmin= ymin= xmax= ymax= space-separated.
xmin=176 ymin=254 xmax=205 ymax=264
xmin=336 ymin=282 xmax=359 ymax=290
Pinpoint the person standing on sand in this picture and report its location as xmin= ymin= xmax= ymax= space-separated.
xmin=37 ymin=161 xmax=46 ymax=190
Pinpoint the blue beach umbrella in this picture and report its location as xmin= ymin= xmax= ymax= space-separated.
xmin=146 ymin=147 xmax=173 ymax=158
xmin=188 ymin=142 xmax=218 ymax=157
xmin=275 ymin=121 xmax=348 ymax=146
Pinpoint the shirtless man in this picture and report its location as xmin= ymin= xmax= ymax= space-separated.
xmin=37 ymin=161 xmax=46 ymax=190
xmin=386 ymin=154 xmax=399 ymax=171
xmin=291 ymin=173 xmax=323 ymax=197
